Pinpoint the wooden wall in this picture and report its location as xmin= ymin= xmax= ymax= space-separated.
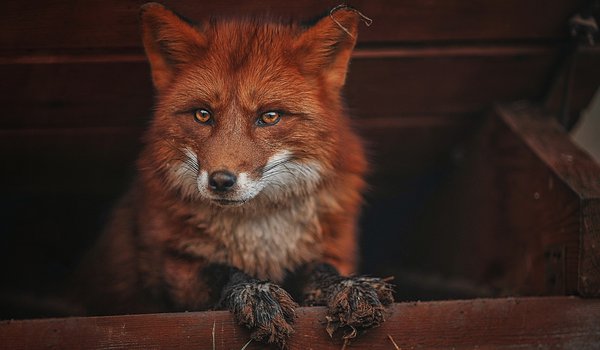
xmin=0 ymin=0 xmax=596 ymax=317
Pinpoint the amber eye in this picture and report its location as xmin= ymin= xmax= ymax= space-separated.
xmin=193 ymin=109 xmax=212 ymax=124
xmin=257 ymin=111 xmax=282 ymax=126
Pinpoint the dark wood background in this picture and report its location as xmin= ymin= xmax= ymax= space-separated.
xmin=1 ymin=0 xmax=598 ymax=318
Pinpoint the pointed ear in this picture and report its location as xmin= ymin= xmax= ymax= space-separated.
xmin=140 ymin=3 xmax=207 ymax=91
xmin=294 ymin=8 xmax=360 ymax=90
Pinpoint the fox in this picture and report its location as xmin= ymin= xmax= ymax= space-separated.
xmin=77 ymin=2 xmax=393 ymax=347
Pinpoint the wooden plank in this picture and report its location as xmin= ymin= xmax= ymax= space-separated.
xmin=409 ymin=103 xmax=600 ymax=297
xmin=498 ymin=104 xmax=600 ymax=201
xmin=1 ymin=297 xmax=599 ymax=349
xmin=581 ymin=199 xmax=600 ymax=296
xmin=498 ymin=104 xmax=600 ymax=296
xmin=0 ymin=44 xmax=556 ymax=65
xmin=345 ymin=51 xmax=556 ymax=116
xmin=0 ymin=49 xmax=557 ymax=128
xmin=0 ymin=0 xmax=583 ymax=51
xmin=0 ymin=62 xmax=153 ymax=129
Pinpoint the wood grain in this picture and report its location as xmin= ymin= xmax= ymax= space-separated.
xmin=498 ymin=104 xmax=600 ymax=296
xmin=581 ymin=199 xmax=600 ymax=296
xmin=0 ymin=49 xmax=557 ymax=129
xmin=345 ymin=51 xmax=555 ymax=116
xmin=0 ymin=44 xmax=557 ymax=64
xmin=0 ymin=0 xmax=583 ymax=51
xmin=1 ymin=297 xmax=600 ymax=349
xmin=498 ymin=104 xmax=600 ymax=200
xmin=0 ymin=62 xmax=153 ymax=129
xmin=409 ymin=103 xmax=600 ymax=297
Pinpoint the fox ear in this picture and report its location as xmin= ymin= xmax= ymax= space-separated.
xmin=140 ymin=3 xmax=207 ymax=91
xmin=294 ymin=7 xmax=360 ymax=90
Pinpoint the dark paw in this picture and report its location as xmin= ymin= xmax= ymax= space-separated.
xmin=322 ymin=277 xmax=394 ymax=338
xmin=224 ymin=281 xmax=298 ymax=348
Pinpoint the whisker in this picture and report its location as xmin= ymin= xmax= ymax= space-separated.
xmin=260 ymin=158 xmax=291 ymax=174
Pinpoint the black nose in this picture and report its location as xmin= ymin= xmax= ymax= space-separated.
xmin=209 ymin=170 xmax=237 ymax=192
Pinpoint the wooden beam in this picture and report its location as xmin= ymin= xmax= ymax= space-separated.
xmin=497 ymin=104 xmax=600 ymax=201
xmin=497 ymin=104 xmax=600 ymax=296
xmin=0 ymin=0 xmax=583 ymax=51
xmin=1 ymin=297 xmax=599 ymax=349
xmin=0 ymin=45 xmax=557 ymax=65
xmin=0 ymin=50 xmax=557 ymax=129
xmin=411 ymin=103 xmax=600 ymax=297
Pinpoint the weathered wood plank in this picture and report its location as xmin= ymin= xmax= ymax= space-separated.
xmin=0 ymin=44 xmax=557 ymax=65
xmin=581 ymin=199 xmax=600 ymax=296
xmin=0 ymin=62 xmax=154 ymax=129
xmin=1 ymin=297 xmax=599 ymax=349
xmin=409 ymin=103 xmax=600 ymax=297
xmin=345 ymin=52 xmax=555 ymax=117
xmin=0 ymin=49 xmax=556 ymax=129
xmin=498 ymin=104 xmax=600 ymax=296
xmin=498 ymin=104 xmax=600 ymax=201
xmin=0 ymin=0 xmax=583 ymax=51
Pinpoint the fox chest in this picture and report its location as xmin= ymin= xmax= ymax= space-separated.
xmin=176 ymin=202 xmax=323 ymax=282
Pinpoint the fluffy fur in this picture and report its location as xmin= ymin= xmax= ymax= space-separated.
xmin=76 ymin=3 xmax=392 ymax=347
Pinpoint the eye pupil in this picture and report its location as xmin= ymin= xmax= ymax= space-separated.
xmin=194 ymin=109 xmax=212 ymax=124
xmin=259 ymin=111 xmax=281 ymax=126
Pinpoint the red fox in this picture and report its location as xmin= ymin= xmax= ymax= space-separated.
xmin=78 ymin=3 xmax=393 ymax=347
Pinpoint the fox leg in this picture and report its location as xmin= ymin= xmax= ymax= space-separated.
xmin=217 ymin=266 xmax=297 ymax=348
xmin=302 ymin=263 xmax=394 ymax=338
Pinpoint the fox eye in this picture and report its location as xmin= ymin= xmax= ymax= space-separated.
xmin=257 ymin=111 xmax=282 ymax=126
xmin=193 ymin=109 xmax=212 ymax=124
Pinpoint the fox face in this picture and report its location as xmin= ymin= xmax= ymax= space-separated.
xmin=139 ymin=4 xmax=360 ymax=207
xmin=152 ymin=47 xmax=327 ymax=205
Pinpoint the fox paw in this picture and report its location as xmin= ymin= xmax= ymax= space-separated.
xmin=319 ymin=277 xmax=394 ymax=338
xmin=224 ymin=281 xmax=298 ymax=348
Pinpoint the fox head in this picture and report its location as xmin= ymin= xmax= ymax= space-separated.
xmin=139 ymin=3 xmax=362 ymax=207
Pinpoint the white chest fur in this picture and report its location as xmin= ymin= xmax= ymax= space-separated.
xmin=179 ymin=198 xmax=323 ymax=282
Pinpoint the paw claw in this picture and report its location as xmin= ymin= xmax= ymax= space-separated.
xmin=225 ymin=281 xmax=297 ymax=348
xmin=323 ymin=276 xmax=394 ymax=339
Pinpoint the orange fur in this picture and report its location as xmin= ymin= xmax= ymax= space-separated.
xmin=78 ymin=3 xmax=367 ymax=315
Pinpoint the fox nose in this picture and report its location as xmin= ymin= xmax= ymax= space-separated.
xmin=209 ymin=170 xmax=237 ymax=192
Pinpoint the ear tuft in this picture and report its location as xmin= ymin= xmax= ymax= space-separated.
xmin=294 ymin=7 xmax=362 ymax=90
xmin=140 ymin=2 xmax=206 ymax=91
xmin=140 ymin=2 xmax=167 ymax=16
xmin=328 ymin=6 xmax=361 ymax=39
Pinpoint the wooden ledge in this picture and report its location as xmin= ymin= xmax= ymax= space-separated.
xmin=2 ymin=297 xmax=599 ymax=349
xmin=496 ymin=104 xmax=600 ymax=296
